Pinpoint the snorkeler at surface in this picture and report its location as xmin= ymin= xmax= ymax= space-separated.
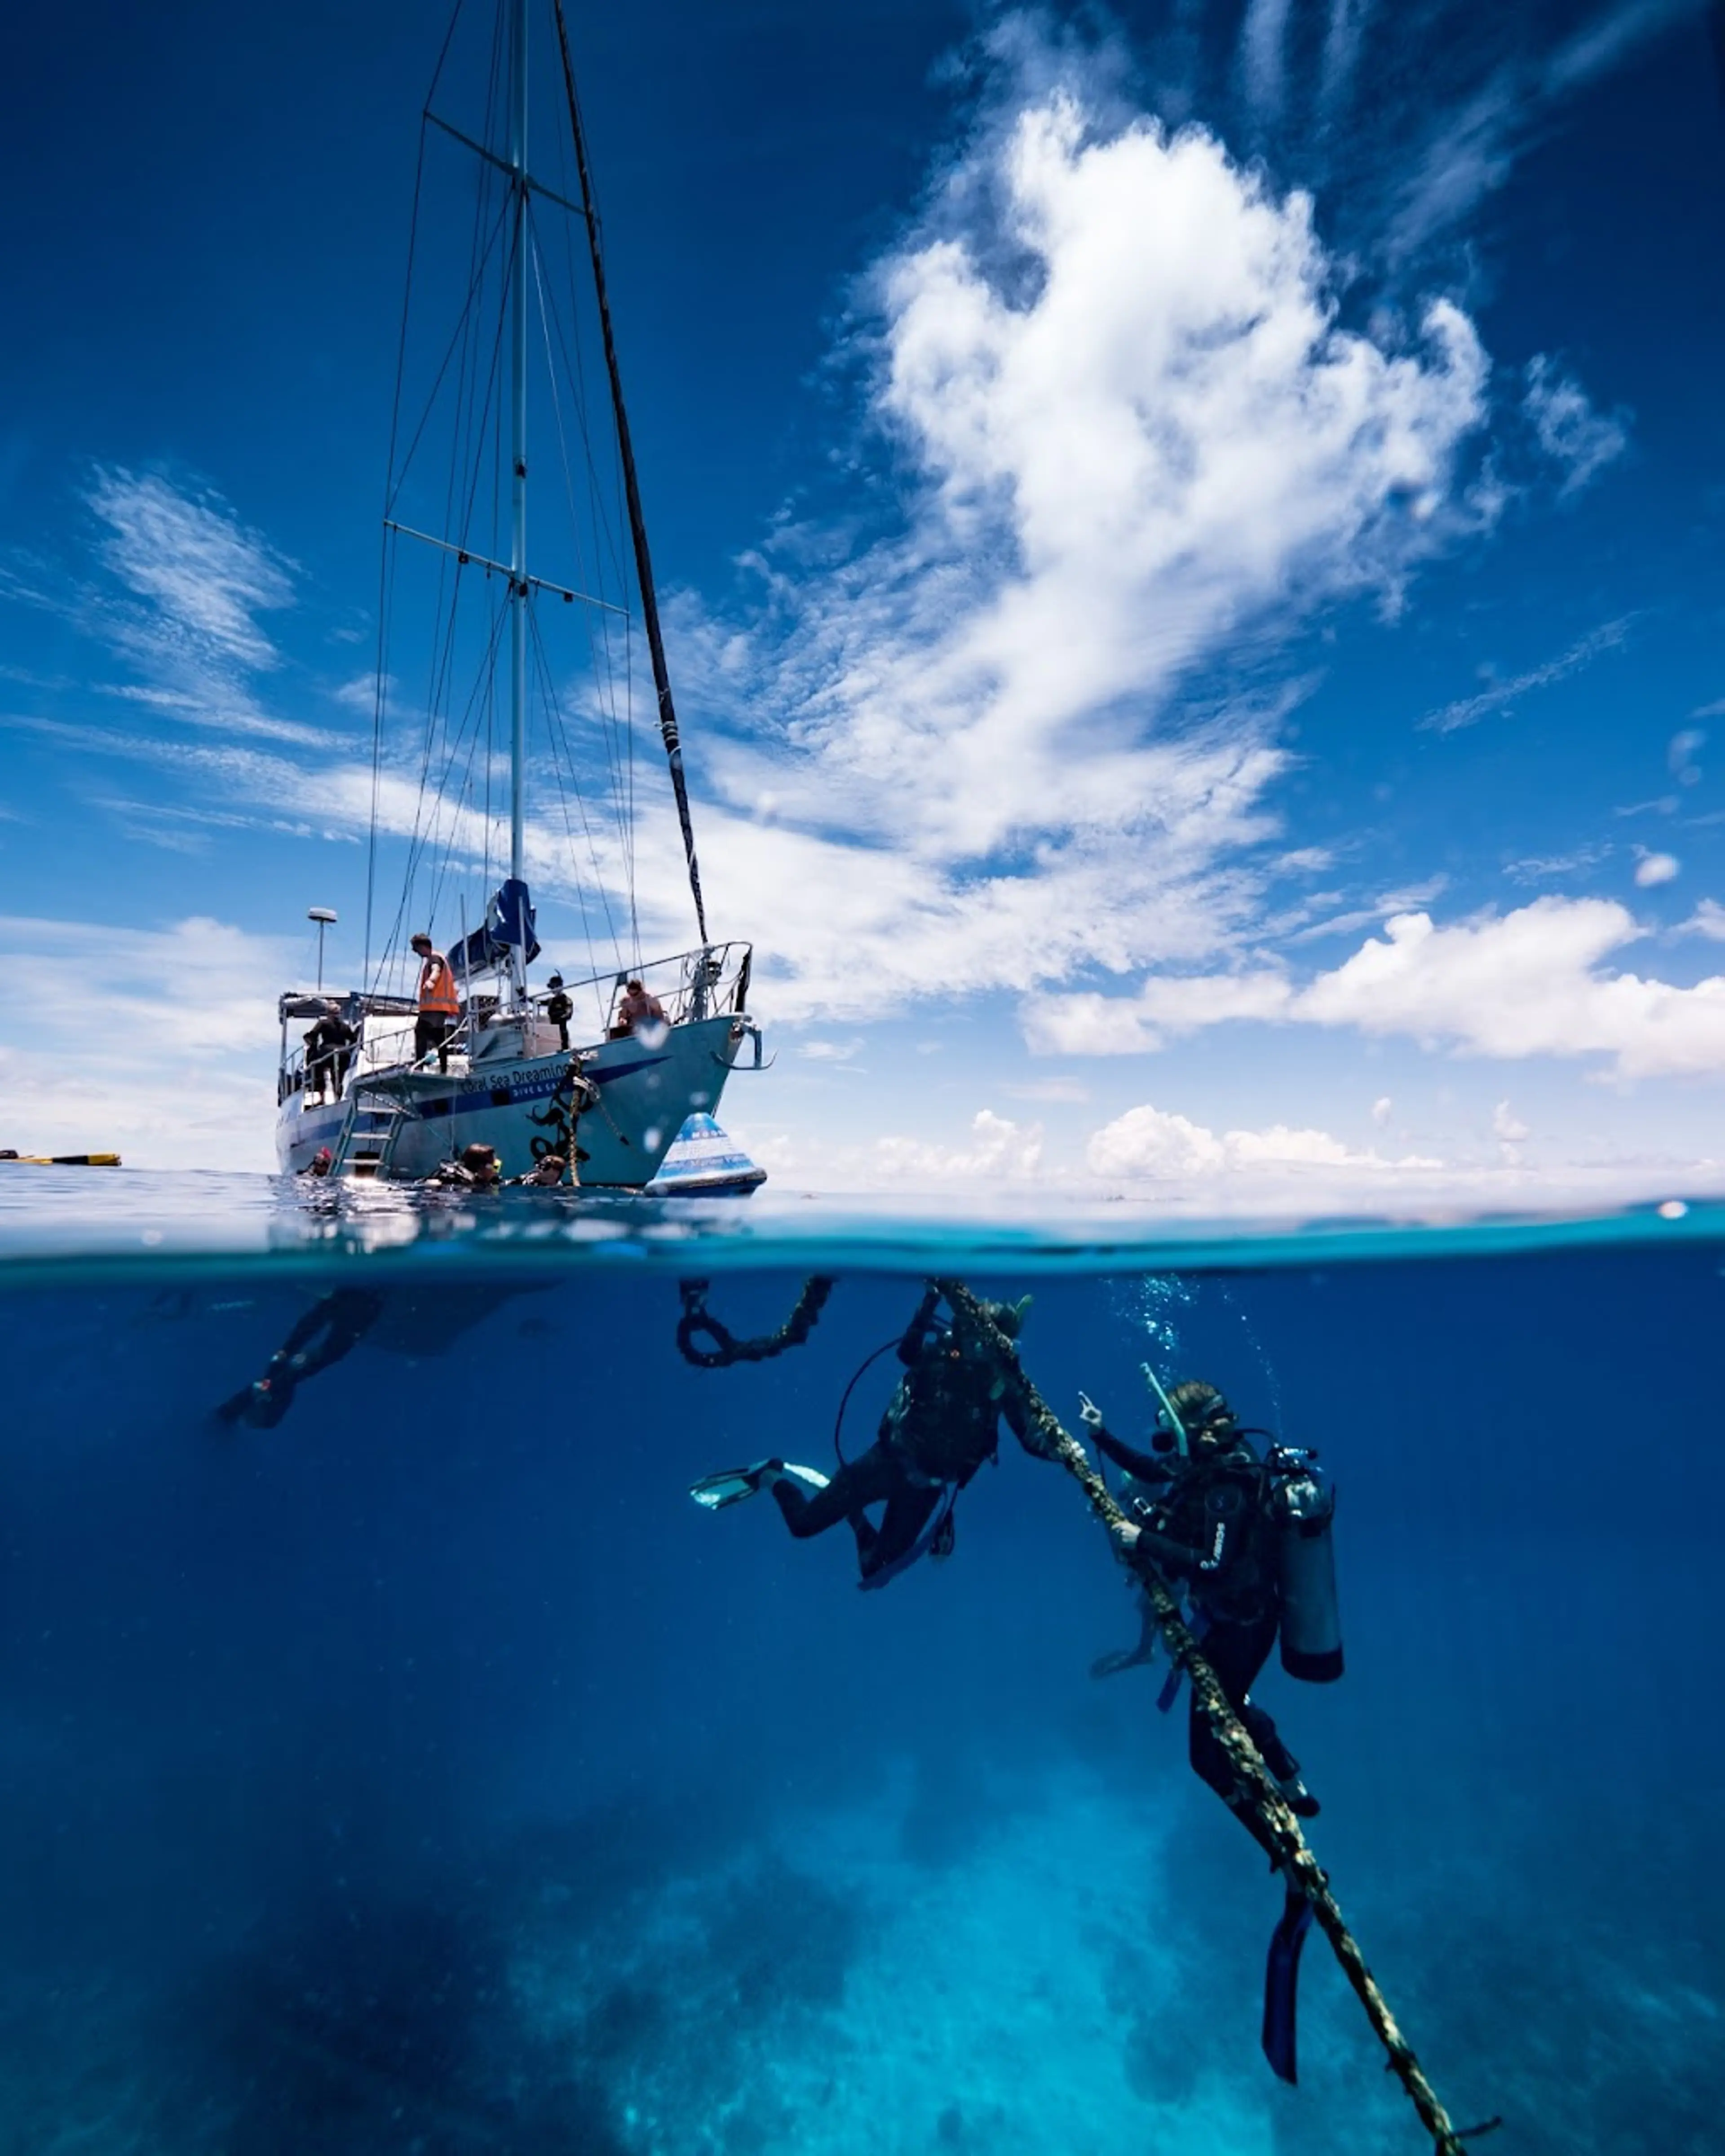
xmin=215 ymin=1288 xmax=386 ymax=1430
xmin=690 ymin=1285 xmax=1034 ymax=1588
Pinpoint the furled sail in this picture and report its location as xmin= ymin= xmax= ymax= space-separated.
xmin=450 ymin=878 xmax=541 ymax=985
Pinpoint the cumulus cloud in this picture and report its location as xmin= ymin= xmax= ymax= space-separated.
xmin=682 ymin=47 xmax=1494 ymax=1020
xmin=1523 ymin=355 xmax=1628 ymax=495
xmin=1085 ymin=1100 xmax=1437 ymax=1179
xmin=1632 ymin=849 xmax=1679 ymax=888
xmin=1028 ymin=897 xmax=1725 ymax=1081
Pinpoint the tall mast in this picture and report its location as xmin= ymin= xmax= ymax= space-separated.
xmin=508 ymin=0 xmax=529 ymax=910
xmin=553 ymin=0 xmax=710 ymax=945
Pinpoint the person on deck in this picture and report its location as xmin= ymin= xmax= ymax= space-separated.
xmin=411 ymin=932 xmax=460 ymax=1071
xmin=613 ymin=976 xmax=666 ymax=1037
xmin=690 ymin=1286 xmax=1033 ymax=1588
xmin=1082 ymin=1381 xmax=1323 ymax=1849
xmin=303 ymin=1004 xmax=357 ymax=1101
xmin=544 ymin=975 xmax=574 ymax=1052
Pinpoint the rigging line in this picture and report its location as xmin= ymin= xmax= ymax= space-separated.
xmin=532 ymin=210 xmax=635 ymax=899
xmin=426 ymin=603 xmax=510 ymax=934
xmin=537 ymin=134 xmax=640 ymax=937
xmin=527 ymin=599 xmax=625 ymax=966
xmin=423 ymin=0 xmax=466 ymax=111
xmin=553 ymin=0 xmax=711 ymax=945
xmin=386 ymin=192 xmax=512 ymax=517
xmin=527 ymin=219 xmax=635 ymax=886
xmin=390 ymin=583 xmax=509 ymax=963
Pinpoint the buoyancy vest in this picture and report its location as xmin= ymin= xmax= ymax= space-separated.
xmin=418 ymin=953 xmax=460 ymax=1015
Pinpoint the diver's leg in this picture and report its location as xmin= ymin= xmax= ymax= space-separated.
xmin=768 ymin=1442 xmax=898 ymax=1541
xmin=858 ymin=1480 xmax=943 ymax=1580
xmin=1188 ymin=1615 xmax=1280 ymax=1854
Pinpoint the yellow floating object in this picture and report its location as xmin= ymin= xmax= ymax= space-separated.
xmin=0 ymin=1153 xmax=123 ymax=1167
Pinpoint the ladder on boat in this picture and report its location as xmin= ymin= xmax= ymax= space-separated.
xmin=328 ymin=1085 xmax=417 ymax=1179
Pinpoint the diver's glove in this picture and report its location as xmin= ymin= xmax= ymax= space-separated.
xmin=1078 ymin=1391 xmax=1105 ymax=1431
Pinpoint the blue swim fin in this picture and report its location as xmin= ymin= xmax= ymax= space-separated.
xmin=689 ymin=1463 xmax=772 ymax=1510
xmin=1261 ymin=1884 xmax=1315 ymax=2084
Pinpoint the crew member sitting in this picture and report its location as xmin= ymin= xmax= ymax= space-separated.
xmin=611 ymin=976 xmax=667 ymax=1038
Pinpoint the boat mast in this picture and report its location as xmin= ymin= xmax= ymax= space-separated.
xmin=552 ymin=0 xmax=710 ymax=946
xmin=507 ymin=0 xmax=529 ymax=995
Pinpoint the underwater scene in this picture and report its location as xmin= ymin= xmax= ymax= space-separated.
xmin=0 ymin=1184 xmax=1721 ymax=2156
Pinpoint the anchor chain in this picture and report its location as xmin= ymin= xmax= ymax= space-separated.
xmin=676 ymin=1276 xmax=835 ymax=1368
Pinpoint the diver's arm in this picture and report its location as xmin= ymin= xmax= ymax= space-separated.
xmin=1122 ymin=1522 xmax=1207 ymax=1577
xmin=896 ymin=1285 xmax=942 ymax=1366
xmin=1092 ymin=1425 xmax=1176 ymax=1485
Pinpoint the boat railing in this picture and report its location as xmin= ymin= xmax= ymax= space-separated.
xmin=276 ymin=942 xmax=752 ymax=1101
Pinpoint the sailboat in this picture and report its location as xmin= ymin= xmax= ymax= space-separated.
xmin=274 ymin=0 xmax=764 ymax=1184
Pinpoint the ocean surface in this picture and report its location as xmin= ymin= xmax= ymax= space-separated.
xmin=1 ymin=1170 xmax=1721 ymax=2156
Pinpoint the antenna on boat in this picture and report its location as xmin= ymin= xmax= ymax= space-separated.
xmin=552 ymin=0 xmax=711 ymax=946
xmin=307 ymin=907 xmax=338 ymax=993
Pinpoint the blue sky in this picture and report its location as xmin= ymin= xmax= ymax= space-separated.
xmin=3 ymin=0 xmax=1725 ymax=1200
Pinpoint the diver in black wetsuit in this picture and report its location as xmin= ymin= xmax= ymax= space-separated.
xmin=1083 ymin=1380 xmax=1323 ymax=1850
xmin=690 ymin=1286 xmax=1033 ymax=1587
xmin=215 ymin=1289 xmax=386 ymax=1430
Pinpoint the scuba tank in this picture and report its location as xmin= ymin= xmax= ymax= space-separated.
xmin=1267 ymin=1451 xmax=1344 ymax=1683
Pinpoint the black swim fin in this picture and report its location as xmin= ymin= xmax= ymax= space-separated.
xmin=1261 ymin=1883 xmax=1315 ymax=2084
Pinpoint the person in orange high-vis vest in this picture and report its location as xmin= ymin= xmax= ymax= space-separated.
xmin=410 ymin=932 xmax=460 ymax=1071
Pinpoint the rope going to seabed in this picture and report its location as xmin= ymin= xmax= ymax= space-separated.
xmin=675 ymin=1277 xmax=836 ymax=1368
xmin=933 ymin=1277 xmax=1503 ymax=2156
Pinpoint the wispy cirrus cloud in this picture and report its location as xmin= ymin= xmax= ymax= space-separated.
xmin=1417 ymin=615 xmax=1631 ymax=734
xmin=1523 ymin=354 xmax=1628 ymax=495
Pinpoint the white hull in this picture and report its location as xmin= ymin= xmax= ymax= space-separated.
xmin=276 ymin=1015 xmax=746 ymax=1185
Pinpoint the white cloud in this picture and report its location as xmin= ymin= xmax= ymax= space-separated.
xmin=1386 ymin=2 xmax=1692 ymax=257
xmin=1492 ymin=1099 xmax=1531 ymax=1143
xmin=1668 ymin=728 xmax=1705 ymax=785
xmin=1371 ymin=1094 xmax=1393 ymax=1127
xmin=875 ymin=1109 xmax=1044 ymax=1182
xmin=1022 ymin=969 xmax=1292 ymax=1055
xmin=0 ymin=913 xmax=297 ymax=1170
xmin=1523 ymin=356 xmax=1628 ymax=496
xmin=1085 ymin=1101 xmax=1436 ymax=1180
xmin=1418 ymin=616 xmax=1629 ymax=734
xmin=1028 ymin=897 xmax=1725 ymax=1081
xmin=682 ymin=49 xmax=1493 ymax=1021
xmin=88 ymin=468 xmax=295 ymax=672
xmin=1296 ymin=899 xmax=1725 ymax=1078
xmin=1632 ymin=849 xmax=1679 ymax=888
xmin=1679 ymin=899 xmax=1725 ymax=942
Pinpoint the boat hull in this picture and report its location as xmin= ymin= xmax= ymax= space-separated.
xmin=276 ymin=1016 xmax=747 ymax=1184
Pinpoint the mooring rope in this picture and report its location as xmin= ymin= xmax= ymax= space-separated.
xmin=935 ymin=1277 xmax=1499 ymax=2156
xmin=675 ymin=1277 xmax=836 ymax=1369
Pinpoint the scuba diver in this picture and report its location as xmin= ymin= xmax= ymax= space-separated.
xmin=214 ymin=1288 xmax=386 ymax=1431
xmin=690 ymin=1285 xmax=1033 ymax=1589
xmin=1080 ymin=1374 xmax=1343 ymax=2083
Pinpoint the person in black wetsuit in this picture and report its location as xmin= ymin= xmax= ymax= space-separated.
xmin=1083 ymin=1379 xmax=1320 ymax=1851
xmin=691 ymin=1286 xmax=1033 ymax=1586
xmin=215 ymin=1289 xmax=385 ymax=1430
